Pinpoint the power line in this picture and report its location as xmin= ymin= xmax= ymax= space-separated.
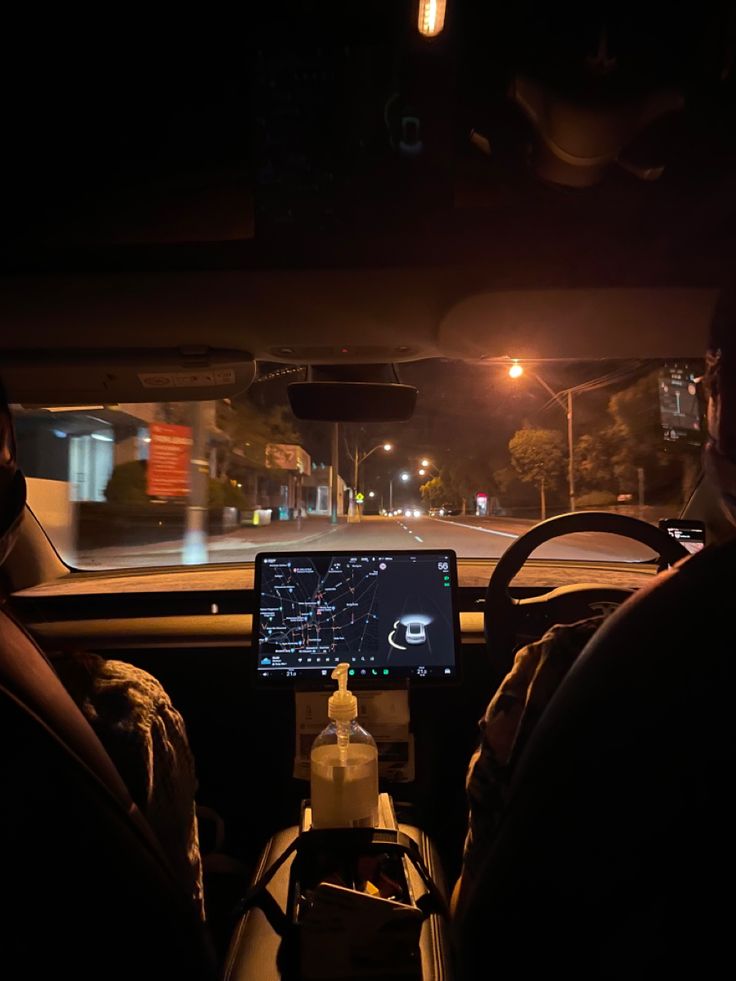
xmin=537 ymin=361 xmax=648 ymax=413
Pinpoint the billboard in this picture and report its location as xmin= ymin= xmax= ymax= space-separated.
xmin=147 ymin=423 xmax=192 ymax=497
xmin=265 ymin=443 xmax=311 ymax=475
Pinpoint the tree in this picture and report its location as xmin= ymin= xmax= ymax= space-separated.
xmin=451 ymin=458 xmax=501 ymax=513
xmin=217 ymin=397 xmax=302 ymax=507
xmin=219 ymin=398 xmax=300 ymax=471
xmin=574 ymin=370 xmax=700 ymax=506
xmin=509 ymin=427 xmax=565 ymax=519
xmin=575 ymin=431 xmax=618 ymax=494
xmin=419 ymin=475 xmax=447 ymax=507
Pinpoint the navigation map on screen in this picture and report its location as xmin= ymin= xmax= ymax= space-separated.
xmin=254 ymin=551 xmax=459 ymax=682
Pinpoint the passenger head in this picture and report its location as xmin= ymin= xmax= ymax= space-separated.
xmin=704 ymin=288 xmax=736 ymax=523
xmin=0 ymin=384 xmax=27 ymax=565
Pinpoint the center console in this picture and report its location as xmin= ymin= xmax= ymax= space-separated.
xmin=226 ymin=549 xmax=458 ymax=979
xmin=224 ymin=794 xmax=452 ymax=981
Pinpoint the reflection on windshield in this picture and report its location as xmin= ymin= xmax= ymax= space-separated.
xmin=14 ymin=359 xmax=704 ymax=569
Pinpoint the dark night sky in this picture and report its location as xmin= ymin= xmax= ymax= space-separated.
xmin=251 ymin=357 xmax=658 ymax=498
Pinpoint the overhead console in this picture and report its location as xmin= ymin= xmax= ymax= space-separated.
xmin=253 ymin=550 xmax=460 ymax=685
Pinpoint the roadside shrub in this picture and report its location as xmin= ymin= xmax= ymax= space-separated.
xmin=105 ymin=460 xmax=228 ymax=507
xmin=576 ymin=490 xmax=617 ymax=508
xmin=223 ymin=481 xmax=249 ymax=510
xmin=104 ymin=460 xmax=149 ymax=504
xmin=208 ymin=479 xmax=226 ymax=507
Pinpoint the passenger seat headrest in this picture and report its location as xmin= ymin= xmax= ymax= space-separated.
xmin=0 ymin=381 xmax=26 ymax=566
xmin=706 ymin=288 xmax=736 ymax=461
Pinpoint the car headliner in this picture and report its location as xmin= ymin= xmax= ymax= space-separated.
xmin=0 ymin=277 xmax=716 ymax=365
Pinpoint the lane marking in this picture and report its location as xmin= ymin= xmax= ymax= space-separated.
xmin=414 ymin=535 xmax=423 ymax=542
xmin=430 ymin=517 xmax=520 ymax=540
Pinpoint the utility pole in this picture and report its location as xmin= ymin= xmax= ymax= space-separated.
xmin=183 ymin=401 xmax=209 ymax=565
xmin=567 ymin=389 xmax=575 ymax=512
xmin=330 ymin=422 xmax=339 ymax=524
xmin=528 ymin=371 xmax=576 ymax=513
xmin=346 ymin=439 xmax=393 ymax=520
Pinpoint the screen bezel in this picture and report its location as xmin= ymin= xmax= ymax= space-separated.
xmin=252 ymin=548 xmax=462 ymax=688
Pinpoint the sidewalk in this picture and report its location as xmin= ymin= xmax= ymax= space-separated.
xmin=75 ymin=516 xmax=347 ymax=565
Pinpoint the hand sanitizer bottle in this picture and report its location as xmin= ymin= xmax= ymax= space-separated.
xmin=310 ymin=663 xmax=379 ymax=828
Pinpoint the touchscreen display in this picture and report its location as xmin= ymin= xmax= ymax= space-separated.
xmin=254 ymin=550 xmax=459 ymax=683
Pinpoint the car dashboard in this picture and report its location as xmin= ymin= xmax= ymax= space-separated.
xmin=11 ymin=558 xmax=659 ymax=652
xmin=9 ymin=555 xmax=661 ymax=886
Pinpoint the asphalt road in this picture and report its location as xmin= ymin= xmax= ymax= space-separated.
xmin=74 ymin=514 xmax=658 ymax=569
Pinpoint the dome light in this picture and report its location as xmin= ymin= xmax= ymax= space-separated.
xmin=417 ymin=0 xmax=446 ymax=38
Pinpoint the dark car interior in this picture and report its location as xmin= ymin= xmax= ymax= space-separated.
xmin=2 ymin=3 xmax=736 ymax=979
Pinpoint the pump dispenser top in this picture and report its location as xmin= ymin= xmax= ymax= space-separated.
xmin=328 ymin=662 xmax=357 ymax=721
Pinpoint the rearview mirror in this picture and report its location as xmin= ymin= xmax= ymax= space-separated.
xmin=288 ymin=364 xmax=417 ymax=422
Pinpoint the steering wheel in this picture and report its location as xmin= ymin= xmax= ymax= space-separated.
xmin=484 ymin=511 xmax=690 ymax=680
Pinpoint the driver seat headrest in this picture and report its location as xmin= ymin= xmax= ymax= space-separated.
xmin=0 ymin=384 xmax=26 ymax=567
xmin=455 ymin=537 xmax=736 ymax=977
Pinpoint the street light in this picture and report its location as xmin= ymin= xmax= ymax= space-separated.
xmin=389 ymin=471 xmax=411 ymax=512
xmin=417 ymin=459 xmax=439 ymax=479
xmin=347 ymin=440 xmax=394 ymax=495
xmin=508 ymin=360 xmax=576 ymax=512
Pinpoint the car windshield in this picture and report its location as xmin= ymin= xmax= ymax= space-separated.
xmin=16 ymin=356 xmax=704 ymax=570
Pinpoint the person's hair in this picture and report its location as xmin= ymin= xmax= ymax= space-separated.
xmin=709 ymin=287 xmax=736 ymax=353
xmin=0 ymin=381 xmax=16 ymax=466
xmin=706 ymin=288 xmax=736 ymax=459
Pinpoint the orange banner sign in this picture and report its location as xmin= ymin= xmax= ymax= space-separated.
xmin=147 ymin=423 xmax=193 ymax=497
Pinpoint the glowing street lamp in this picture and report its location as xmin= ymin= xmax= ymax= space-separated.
xmin=508 ymin=361 xmax=524 ymax=379
xmin=417 ymin=459 xmax=439 ymax=478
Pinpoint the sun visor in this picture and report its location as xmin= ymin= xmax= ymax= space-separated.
xmin=437 ymin=288 xmax=717 ymax=360
xmin=0 ymin=348 xmax=256 ymax=404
